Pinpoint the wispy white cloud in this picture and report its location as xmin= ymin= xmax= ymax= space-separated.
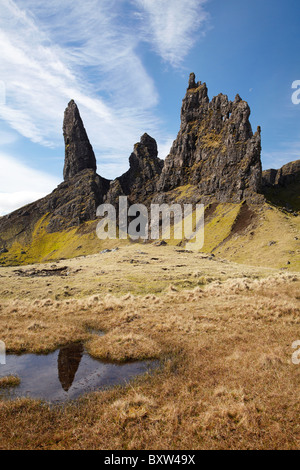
xmin=0 ymin=0 xmax=161 ymax=157
xmin=0 ymin=0 xmax=209 ymax=193
xmin=0 ymin=152 xmax=60 ymax=215
xmin=158 ymin=137 xmax=174 ymax=160
xmin=133 ymin=0 xmax=209 ymax=66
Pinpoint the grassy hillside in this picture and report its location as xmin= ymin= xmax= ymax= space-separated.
xmin=0 ymin=214 xmax=127 ymax=266
xmin=205 ymin=203 xmax=300 ymax=271
xmin=0 ymin=201 xmax=299 ymax=271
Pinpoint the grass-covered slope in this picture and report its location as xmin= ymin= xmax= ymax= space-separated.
xmin=0 ymin=199 xmax=299 ymax=271
xmin=0 ymin=214 xmax=125 ymax=266
xmin=211 ymin=203 xmax=300 ymax=271
xmin=0 ymin=169 xmax=112 ymax=266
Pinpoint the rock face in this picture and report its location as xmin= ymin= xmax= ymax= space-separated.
xmin=262 ymin=160 xmax=300 ymax=188
xmin=45 ymin=169 xmax=110 ymax=232
xmin=157 ymin=73 xmax=262 ymax=203
xmin=105 ymin=133 xmax=164 ymax=205
xmin=63 ymin=100 xmax=97 ymax=180
xmin=0 ymin=169 xmax=111 ymax=247
xmin=0 ymin=100 xmax=111 ymax=247
xmin=262 ymin=160 xmax=300 ymax=211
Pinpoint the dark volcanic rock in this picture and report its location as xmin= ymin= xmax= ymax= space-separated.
xmin=0 ymin=169 xmax=111 ymax=249
xmin=63 ymin=100 xmax=97 ymax=180
xmin=3 ymin=74 xmax=300 ymax=264
xmin=46 ymin=169 xmax=110 ymax=232
xmin=262 ymin=160 xmax=300 ymax=188
xmin=0 ymin=100 xmax=111 ymax=252
xmin=157 ymin=73 xmax=263 ymax=203
xmin=105 ymin=133 xmax=164 ymax=205
xmin=262 ymin=160 xmax=300 ymax=211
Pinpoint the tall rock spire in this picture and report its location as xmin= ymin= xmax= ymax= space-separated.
xmin=63 ymin=100 xmax=97 ymax=180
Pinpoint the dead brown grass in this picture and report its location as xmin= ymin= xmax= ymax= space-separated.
xmin=0 ymin=246 xmax=299 ymax=450
xmin=0 ymin=376 xmax=20 ymax=389
xmin=86 ymin=330 xmax=161 ymax=363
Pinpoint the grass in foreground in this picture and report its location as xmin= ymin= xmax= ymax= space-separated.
xmin=0 ymin=254 xmax=299 ymax=449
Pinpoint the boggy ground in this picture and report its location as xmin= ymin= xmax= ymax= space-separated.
xmin=0 ymin=245 xmax=299 ymax=450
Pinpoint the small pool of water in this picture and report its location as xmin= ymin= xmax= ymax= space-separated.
xmin=0 ymin=343 xmax=158 ymax=403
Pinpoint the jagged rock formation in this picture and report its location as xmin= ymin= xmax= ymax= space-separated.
xmin=0 ymin=74 xmax=299 ymax=266
xmin=46 ymin=169 xmax=110 ymax=232
xmin=262 ymin=160 xmax=300 ymax=211
xmin=157 ymin=73 xmax=262 ymax=203
xmin=105 ymin=133 xmax=164 ymax=205
xmin=63 ymin=100 xmax=97 ymax=180
xmin=0 ymin=168 xmax=110 ymax=250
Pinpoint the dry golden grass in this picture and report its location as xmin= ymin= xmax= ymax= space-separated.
xmin=0 ymin=376 xmax=20 ymax=389
xmin=0 ymin=245 xmax=299 ymax=450
xmin=86 ymin=330 xmax=161 ymax=362
xmin=0 ymin=244 xmax=277 ymax=303
xmin=213 ymin=204 xmax=300 ymax=271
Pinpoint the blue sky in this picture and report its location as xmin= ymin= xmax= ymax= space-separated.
xmin=0 ymin=0 xmax=299 ymax=215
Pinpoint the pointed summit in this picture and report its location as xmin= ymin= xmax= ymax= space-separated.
xmin=158 ymin=73 xmax=262 ymax=202
xmin=188 ymin=72 xmax=197 ymax=89
xmin=131 ymin=133 xmax=158 ymax=163
xmin=63 ymin=100 xmax=97 ymax=180
xmin=105 ymin=133 xmax=163 ymax=205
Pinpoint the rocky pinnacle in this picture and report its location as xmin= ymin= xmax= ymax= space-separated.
xmin=157 ymin=73 xmax=263 ymax=203
xmin=105 ymin=133 xmax=164 ymax=205
xmin=63 ymin=100 xmax=97 ymax=181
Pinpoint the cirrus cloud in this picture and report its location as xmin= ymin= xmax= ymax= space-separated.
xmin=0 ymin=0 xmax=210 ymax=215
xmin=133 ymin=0 xmax=209 ymax=66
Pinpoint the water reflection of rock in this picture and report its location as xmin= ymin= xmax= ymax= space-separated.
xmin=58 ymin=343 xmax=84 ymax=392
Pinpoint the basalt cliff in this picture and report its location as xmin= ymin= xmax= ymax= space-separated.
xmin=0 ymin=74 xmax=299 ymax=268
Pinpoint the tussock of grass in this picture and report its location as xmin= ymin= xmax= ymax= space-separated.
xmin=110 ymin=393 xmax=156 ymax=424
xmin=0 ymin=376 xmax=20 ymax=389
xmin=86 ymin=330 xmax=161 ymax=363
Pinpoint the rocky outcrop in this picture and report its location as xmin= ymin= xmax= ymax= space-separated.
xmin=262 ymin=160 xmax=300 ymax=211
xmin=0 ymin=169 xmax=111 ymax=248
xmin=45 ymin=169 xmax=110 ymax=232
xmin=63 ymin=100 xmax=97 ymax=180
xmin=0 ymin=100 xmax=111 ymax=249
xmin=157 ymin=73 xmax=262 ymax=203
xmin=105 ymin=133 xmax=164 ymax=205
xmin=262 ymin=160 xmax=300 ymax=188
